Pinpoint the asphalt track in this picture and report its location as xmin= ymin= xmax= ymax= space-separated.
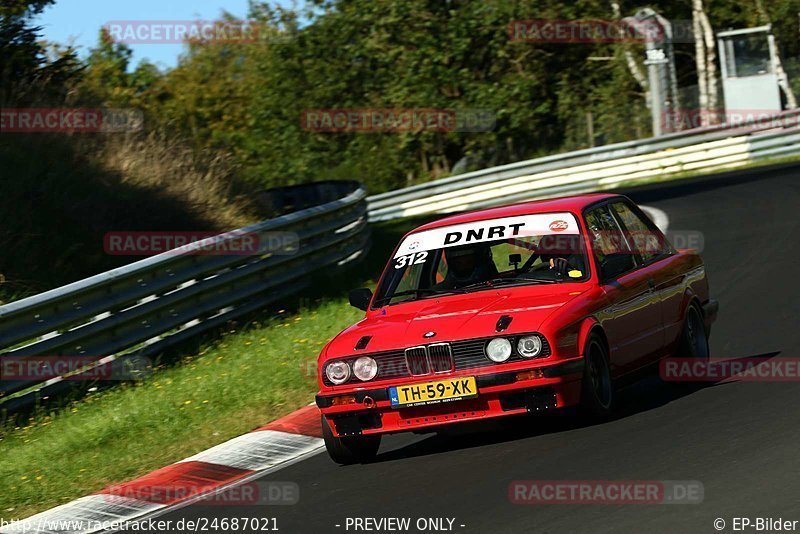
xmin=151 ymin=163 xmax=800 ymax=533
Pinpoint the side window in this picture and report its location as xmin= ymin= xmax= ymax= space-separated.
xmin=584 ymin=205 xmax=636 ymax=280
xmin=610 ymin=202 xmax=667 ymax=263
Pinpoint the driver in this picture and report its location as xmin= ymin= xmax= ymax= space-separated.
xmin=435 ymin=245 xmax=496 ymax=289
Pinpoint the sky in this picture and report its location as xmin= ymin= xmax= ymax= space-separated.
xmin=34 ymin=0 xmax=279 ymax=71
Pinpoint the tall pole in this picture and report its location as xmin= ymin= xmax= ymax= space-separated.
xmin=626 ymin=8 xmax=676 ymax=136
xmin=645 ymin=40 xmax=664 ymax=137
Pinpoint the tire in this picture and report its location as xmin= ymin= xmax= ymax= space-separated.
xmin=321 ymin=416 xmax=381 ymax=465
xmin=663 ymin=304 xmax=710 ymax=389
xmin=678 ymin=303 xmax=709 ymax=360
xmin=579 ymin=335 xmax=614 ymax=418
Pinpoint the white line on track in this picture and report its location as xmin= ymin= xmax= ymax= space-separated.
xmin=640 ymin=205 xmax=670 ymax=232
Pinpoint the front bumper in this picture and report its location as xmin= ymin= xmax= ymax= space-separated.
xmin=317 ymin=358 xmax=584 ymax=437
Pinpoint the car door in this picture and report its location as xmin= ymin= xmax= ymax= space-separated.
xmin=609 ymin=200 xmax=681 ymax=362
xmin=584 ymin=203 xmax=664 ymax=376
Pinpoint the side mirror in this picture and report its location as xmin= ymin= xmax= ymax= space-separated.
xmin=349 ymin=288 xmax=373 ymax=311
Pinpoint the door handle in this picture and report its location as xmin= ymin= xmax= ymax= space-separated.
xmin=647 ymin=278 xmax=656 ymax=290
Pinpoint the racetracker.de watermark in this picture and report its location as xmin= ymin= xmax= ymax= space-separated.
xmin=102 ymin=481 xmax=299 ymax=505
xmin=301 ymin=108 xmax=496 ymax=133
xmin=661 ymin=358 xmax=800 ymax=382
xmin=104 ymin=20 xmax=271 ymax=44
xmin=507 ymin=230 xmax=704 ymax=255
xmin=663 ymin=109 xmax=800 ymax=130
xmin=103 ymin=231 xmax=299 ymax=256
xmin=509 ymin=19 xmax=694 ymax=44
xmin=0 ymin=108 xmax=143 ymax=133
xmin=0 ymin=355 xmax=152 ymax=381
xmin=509 ymin=480 xmax=704 ymax=504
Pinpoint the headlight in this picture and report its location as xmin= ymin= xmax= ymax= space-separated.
xmin=486 ymin=337 xmax=512 ymax=362
xmin=325 ymin=361 xmax=351 ymax=384
xmin=353 ymin=356 xmax=378 ymax=381
xmin=517 ymin=335 xmax=543 ymax=358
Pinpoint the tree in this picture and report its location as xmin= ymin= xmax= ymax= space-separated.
xmin=610 ymin=1 xmax=650 ymax=110
xmin=753 ymin=0 xmax=797 ymax=108
xmin=0 ymin=0 xmax=80 ymax=104
xmin=77 ymin=29 xmax=135 ymax=106
xmin=692 ymin=0 xmax=719 ymax=125
xmin=89 ymin=0 xmax=799 ymax=194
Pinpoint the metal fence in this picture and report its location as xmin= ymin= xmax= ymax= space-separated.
xmin=367 ymin=110 xmax=800 ymax=221
xmin=0 ymin=181 xmax=369 ymax=413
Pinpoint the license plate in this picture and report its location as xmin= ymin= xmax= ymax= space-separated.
xmin=389 ymin=377 xmax=477 ymax=408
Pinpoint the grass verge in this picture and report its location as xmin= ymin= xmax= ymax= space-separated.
xmin=0 ymin=301 xmax=360 ymax=519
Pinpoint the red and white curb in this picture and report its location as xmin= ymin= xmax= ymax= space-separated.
xmin=1 ymin=405 xmax=323 ymax=534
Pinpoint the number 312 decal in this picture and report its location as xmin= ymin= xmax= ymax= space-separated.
xmin=395 ymin=251 xmax=428 ymax=269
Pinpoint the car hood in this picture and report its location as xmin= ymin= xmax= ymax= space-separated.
xmin=325 ymin=286 xmax=587 ymax=358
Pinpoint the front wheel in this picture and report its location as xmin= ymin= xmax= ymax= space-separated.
xmin=579 ymin=336 xmax=614 ymax=419
xmin=321 ymin=416 xmax=381 ymax=465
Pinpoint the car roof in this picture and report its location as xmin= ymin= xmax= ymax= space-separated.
xmin=408 ymin=193 xmax=620 ymax=233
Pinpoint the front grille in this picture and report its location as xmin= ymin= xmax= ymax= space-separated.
xmin=451 ymin=339 xmax=490 ymax=370
xmin=322 ymin=333 xmax=551 ymax=385
xmin=452 ymin=335 xmax=551 ymax=371
xmin=375 ymin=352 xmax=409 ymax=379
xmin=405 ymin=347 xmax=430 ymax=375
xmin=428 ymin=343 xmax=454 ymax=373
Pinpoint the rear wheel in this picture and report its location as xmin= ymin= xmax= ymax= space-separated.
xmin=321 ymin=416 xmax=381 ymax=465
xmin=579 ymin=336 xmax=614 ymax=418
xmin=678 ymin=304 xmax=709 ymax=360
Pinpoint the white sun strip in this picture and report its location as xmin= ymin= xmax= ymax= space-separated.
xmin=178 ymin=429 xmax=323 ymax=472
xmin=394 ymin=212 xmax=580 ymax=258
xmin=0 ymin=495 xmax=164 ymax=534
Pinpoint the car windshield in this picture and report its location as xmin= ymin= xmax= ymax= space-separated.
xmin=373 ymin=212 xmax=589 ymax=307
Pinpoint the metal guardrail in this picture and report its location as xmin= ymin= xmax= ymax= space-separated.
xmin=0 ymin=181 xmax=370 ymax=413
xmin=367 ymin=109 xmax=800 ymax=221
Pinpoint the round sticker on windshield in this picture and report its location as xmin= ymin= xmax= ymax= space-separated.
xmin=549 ymin=220 xmax=569 ymax=232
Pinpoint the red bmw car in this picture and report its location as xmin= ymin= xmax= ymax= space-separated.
xmin=316 ymin=193 xmax=718 ymax=464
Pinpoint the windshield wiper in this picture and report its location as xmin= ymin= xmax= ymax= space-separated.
xmin=459 ymin=277 xmax=561 ymax=291
xmin=373 ymin=288 xmax=465 ymax=306
xmin=500 ymin=276 xmax=562 ymax=284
